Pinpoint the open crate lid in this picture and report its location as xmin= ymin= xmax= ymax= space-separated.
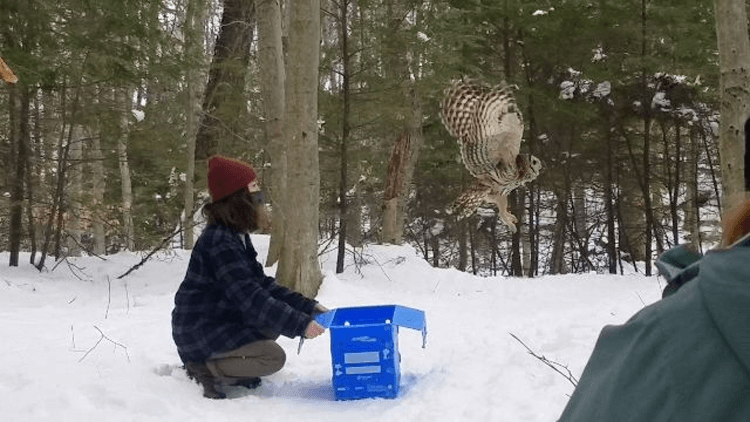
xmin=315 ymin=305 xmax=427 ymax=348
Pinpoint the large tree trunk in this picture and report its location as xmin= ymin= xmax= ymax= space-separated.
xmin=715 ymin=0 xmax=750 ymax=211
xmin=383 ymin=130 xmax=411 ymax=244
xmin=8 ymin=85 xmax=29 ymax=267
xmin=183 ymin=0 xmax=207 ymax=250
xmin=256 ymin=0 xmax=287 ymax=266
xmin=275 ymin=0 xmax=323 ymax=297
xmin=382 ymin=95 xmax=424 ymax=244
xmin=335 ymin=0 xmax=353 ymax=274
xmin=194 ymin=0 xmax=255 ymax=162
xmin=116 ymin=88 xmax=135 ymax=251
xmin=381 ymin=0 xmax=424 ymax=244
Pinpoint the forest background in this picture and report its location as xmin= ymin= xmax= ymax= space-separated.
xmin=0 ymin=0 xmax=741 ymax=295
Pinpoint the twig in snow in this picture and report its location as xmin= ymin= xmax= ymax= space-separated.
xmin=636 ymin=291 xmax=647 ymax=307
xmin=105 ymin=276 xmax=111 ymax=319
xmin=78 ymin=326 xmax=130 ymax=363
xmin=123 ymin=280 xmax=130 ymax=314
xmin=509 ymin=332 xmax=578 ymax=387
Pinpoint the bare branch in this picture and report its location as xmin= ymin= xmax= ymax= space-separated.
xmin=78 ymin=326 xmax=130 ymax=363
xmin=509 ymin=332 xmax=578 ymax=387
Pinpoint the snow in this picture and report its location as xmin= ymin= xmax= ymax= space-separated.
xmin=131 ymin=109 xmax=145 ymax=122
xmin=0 ymin=237 xmax=663 ymax=422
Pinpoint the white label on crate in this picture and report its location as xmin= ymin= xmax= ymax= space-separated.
xmin=351 ymin=336 xmax=377 ymax=342
xmin=345 ymin=365 xmax=382 ymax=375
xmin=344 ymin=351 xmax=380 ymax=364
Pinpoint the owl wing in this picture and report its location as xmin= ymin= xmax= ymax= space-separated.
xmin=440 ymin=79 xmax=524 ymax=177
xmin=0 ymin=57 xmax=18 ymax=84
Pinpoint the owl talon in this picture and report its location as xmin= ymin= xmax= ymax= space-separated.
xmin=498 ymin=208 xmax=518 ymax=232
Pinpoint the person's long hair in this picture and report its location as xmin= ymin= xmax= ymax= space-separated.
xmin=202 ymin=188 xmax=263 ymax=233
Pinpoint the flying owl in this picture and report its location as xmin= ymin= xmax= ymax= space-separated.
xmin=440 ymin=78 xmax=542 ymax=232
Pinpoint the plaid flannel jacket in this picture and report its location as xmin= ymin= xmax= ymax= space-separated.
xmin=172 ymin=224 xmax=317 ymax=363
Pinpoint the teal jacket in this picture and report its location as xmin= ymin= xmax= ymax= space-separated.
xmin=558 ymin=240 xmax=750 ymax=421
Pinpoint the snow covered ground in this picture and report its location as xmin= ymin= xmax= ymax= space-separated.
xmin=0 ymin=236 xmax=663 ymax=422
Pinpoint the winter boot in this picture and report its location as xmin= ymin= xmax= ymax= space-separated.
xmin=231 ymin=377 xmax=262 ymax=390
xmin=185 ymin=362 xmax=226 ymax=399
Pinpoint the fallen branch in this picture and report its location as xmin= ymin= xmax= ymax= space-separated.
xmin=78 ymin=326 xmax=130 ymax=363
xmin=116 ymin=198 xmax=207 ymax=279
xmin=116 ymin=226 xmax=183 ymax=279
xmin=105 ymin=276 xmax=111 ymax=319
xmin=509 ymin=332 xmax=578 ymax=387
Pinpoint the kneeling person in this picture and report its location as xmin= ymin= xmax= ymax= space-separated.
xmin=172 ymin=155 xmax=327 ymax=399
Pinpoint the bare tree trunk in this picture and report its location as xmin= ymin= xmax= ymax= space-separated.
xmin=521 ymin=190 xmax=532 ymax=276
xmin=715 ymin=0 xmax=750 ymax=211
xmin=276 ymin=0 xmax=323 ymax=297
xmin=383 ymin=130 xmax=410 ymax=244
xmin=381 ymin=0 xmax=424 ymax=244
xmin=603 ymin=109 xmax=618 ymax=273
xmin=90 ymin=133 xmax=106 ymax=255
xmin=38 ymin=81 xmax=78 ymax=270
xmin=665 ymin=120 xmax=681 ymax=246
xmin=8 ymin=85 xmax=28 ymax=266
xmin=457 ymin=217 xmax=468 ymax=272
xmin=573 ymin=184 xmax=587 ymax=271
xmin=684 ymin=126 xmax=701 ymax=251
xmin=116 ymin=88 xmax=135 ymax=251
xmin=67 ymin=124 xmax=83 ymax=256
xmin=256 ymin=0 xmax=287 ymax=266
xmin=183 ymin=0 xmax=207 ymax=250
xmin=27 ymin=94 xmax=40 ymax=264
xmin=334 ymin=0 xmax=353 ymax=274
xmin=550 ymin=193 xmax=568 ymax=275
xmin=641 ymin=112 xmax=654 ymax=275
xmin=194 ymin=0 xmax=255 ymax=161
xmin=347 ymin=161 xmax=364 ymax=248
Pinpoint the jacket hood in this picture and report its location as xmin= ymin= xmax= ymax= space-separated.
xmin=698 ymin=243 xmax=750 ymax=375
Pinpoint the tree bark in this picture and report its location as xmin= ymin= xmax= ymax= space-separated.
xmin=381 ymin=0 xmax=424 ymax=244
xmin=275 ymin=0 xmax=323 ymax=297
xmin=335 ymin=0 xmax=353 ymax=274
xmin=550 ymin=192 xmax=568 ymax=275
xmin=90 ymin=133 xmax=106 ymax=255
xmin=256 ymin=0 xmax=287 ymax=266
xmin=8 ymin=85 xmax=29 ymax=266
xmin=116 ymin=88 xmax=135 ymax=251
xmin=194 ymin=0 xmax=255 ymax=161
xmin=67 ymin=124 xmax=83 ymax=256
xmin=684 ymin=126 xmax=701 ymax=251
xmin=183 ymin=0 xmax=207 ymax=250
xmin=715 ymin=0 xmax=750 ymax=211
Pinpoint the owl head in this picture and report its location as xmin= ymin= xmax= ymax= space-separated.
xmin=516 ymin=153 xmax=543 ymax=180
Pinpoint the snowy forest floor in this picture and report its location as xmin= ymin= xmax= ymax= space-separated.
xmin=0 ymin=236 xmax=663 ymax=422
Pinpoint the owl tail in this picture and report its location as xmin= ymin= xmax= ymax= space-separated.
xmin=450 ymin=184 xmax=489 ymax=219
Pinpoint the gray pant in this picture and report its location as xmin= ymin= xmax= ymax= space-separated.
xmin=206 ymin=340 xmax=286 ymax=384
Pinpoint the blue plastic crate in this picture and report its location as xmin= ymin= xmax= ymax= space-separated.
xmin=314 ymin=305 xmax=427 ymax=400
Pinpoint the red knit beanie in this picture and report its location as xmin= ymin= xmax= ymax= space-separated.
xmin=207 ymin=155 xmax=257 ymax=202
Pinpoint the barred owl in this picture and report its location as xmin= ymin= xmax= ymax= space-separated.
xmin=440 ymin=78 xmax=542 ymax=232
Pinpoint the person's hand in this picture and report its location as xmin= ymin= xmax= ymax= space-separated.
xmin=305 ymin=320 xmax=326 ymax=339
xmin=313 ymin=303 xmax=329 ymax=315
